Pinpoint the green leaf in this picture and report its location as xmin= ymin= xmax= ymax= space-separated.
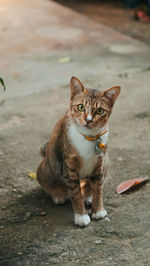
xmin=0 ymin=77 xmax=6 ymax=91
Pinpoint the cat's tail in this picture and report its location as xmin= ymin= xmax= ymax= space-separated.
xmin=40 ymin=142 xmax=49 ymax=157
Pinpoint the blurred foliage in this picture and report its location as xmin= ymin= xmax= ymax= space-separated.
xmin=0 ymin=77 xmax=6 ymax=91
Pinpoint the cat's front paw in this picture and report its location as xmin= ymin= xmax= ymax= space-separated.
xmin=74 ymin=213 xmax=91 ymax=227
xmin=91 ymin=209 xmax=107 ymax=220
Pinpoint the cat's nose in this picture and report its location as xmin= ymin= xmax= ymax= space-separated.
xmin=86 ymin=119 xmax=92 ymax=124
xmin=86 ymin=114 xmax=93 ymax=124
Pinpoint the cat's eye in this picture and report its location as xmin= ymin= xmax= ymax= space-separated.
xmin=96 ymin=107 xmax=104 ymax=115
xmin=77 ymin=104 xmax=85 ymax=112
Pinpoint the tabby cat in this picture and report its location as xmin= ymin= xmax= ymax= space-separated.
xmin=37 ymin=77 xmax=120 ymax=227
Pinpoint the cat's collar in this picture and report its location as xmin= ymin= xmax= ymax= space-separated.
xmin=80 ymin=130 xmax=107 ymax=142
xmin=72 ymin=122 xmax=108 ymax=152
xmin=79 ymin=129 xmax=108 ymax=153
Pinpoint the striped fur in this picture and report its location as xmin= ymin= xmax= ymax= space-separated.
xmin=37 ymin=77 xmax=120 ymax=226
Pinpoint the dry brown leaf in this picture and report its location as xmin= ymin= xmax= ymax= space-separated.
xmin=117 ymin=177 xmax=149 ymax=194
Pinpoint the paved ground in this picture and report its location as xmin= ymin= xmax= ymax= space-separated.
xmin=0 ymin=0 xmax=150 ymax=265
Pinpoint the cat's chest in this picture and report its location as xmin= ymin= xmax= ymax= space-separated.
xmin=68 ymin=124 xmax=101 ymax=178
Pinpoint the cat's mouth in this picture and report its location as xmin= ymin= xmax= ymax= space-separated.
xmin=85 ymin=124 xmax=92 ymax=129
xmin=83 ymin=123 xmax=95 ymax=129
xmin=83 ymin=122 xmax=104 ymax=130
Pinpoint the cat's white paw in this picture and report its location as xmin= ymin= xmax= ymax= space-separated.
xmin=74 ymin=213 xmax=91 ymax=227
xmin=52 ymin=196 xmax=66 ymax=204
xmin=85 ymin=196 xmax=93 ymax=206
xmin=91 ymin=209 xmax=107 ymax=220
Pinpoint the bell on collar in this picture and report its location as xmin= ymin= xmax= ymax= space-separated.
xmin=95 ymin=140 xmax=103 ymax=155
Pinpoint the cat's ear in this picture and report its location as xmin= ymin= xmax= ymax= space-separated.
xmin=102 ymin=86 xmax=121 ymax=107
xmin=70 ymin=76 xmax=87 ymax=100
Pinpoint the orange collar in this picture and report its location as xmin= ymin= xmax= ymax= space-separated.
xmin=80 ymin=130 xmax=107 ymax=141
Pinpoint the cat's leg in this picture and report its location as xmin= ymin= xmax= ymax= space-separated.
xmin=50 ymin=182 xmax=68 ymax=205
xmin=67 ymin=177 xmax=91 ymax=226
xmin=64 ymin=161 xmax=90 ymax=227
xmin=90 ymin=155 xmax=108 ymax=219
xmin=80 ymin=179 xmax=92 ymax=206
xmin=90 ymin=175 xmax=107 ymax=219
xmin=37 ymin=159 xmax=68 ymax=204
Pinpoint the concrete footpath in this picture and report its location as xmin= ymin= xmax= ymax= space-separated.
xmin=0 ymin=0 xmax=150 ymax=265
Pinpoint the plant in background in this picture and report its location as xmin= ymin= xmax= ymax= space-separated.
xmin=0 ymin=77 xmax=6 ymax=91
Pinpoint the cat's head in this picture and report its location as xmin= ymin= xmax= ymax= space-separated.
xmin=70 ymin=76 xmax=120 ymax=131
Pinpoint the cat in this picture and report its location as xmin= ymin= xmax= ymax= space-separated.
xmin=37 ymin=76 xmax=120 ymax=227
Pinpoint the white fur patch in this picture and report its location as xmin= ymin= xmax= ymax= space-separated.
xmin=80 ymin=156 xmax=98 ymax=178
xmin=74 ymin=213 xmax=91 ymax=226
xmin=68 ymin=123 xmax=109 ymax=178
xmin=68 ymin=123 xmax=98 ymax=178
xmin=91 ymin=209 xmax=107 ymax=219
xmin=87 ymin=114 xmax=92 ymax=121
xmin=100 ymin=131 xmax=109 ymax=145
xmin=68 ymin=123 xmax=97 ymax=158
